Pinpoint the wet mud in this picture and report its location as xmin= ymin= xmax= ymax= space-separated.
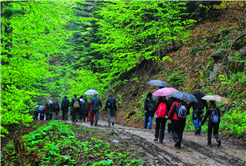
xmin=64 ymin=119 xmax=246 ymax=166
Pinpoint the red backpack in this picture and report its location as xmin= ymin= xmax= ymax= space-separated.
xmin=156 ymin=102 xmax=167 ymax=118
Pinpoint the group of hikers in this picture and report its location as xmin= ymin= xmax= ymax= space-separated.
xmin=144 ymin=85 xmax=221 ymax=147
xmin=34 ymin=85 xmax=221 ymax=148
xmin=34 ymin=93 xmax=117 ymax=126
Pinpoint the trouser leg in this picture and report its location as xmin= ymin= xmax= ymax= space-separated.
xmin=213 ymin=123 xmax=220 ymax=141
xmin=159 ymin=119 xmax=166 ymax=141
xmin=171 ymin=120 xmax=180 ymax=142
xmin=155 ymin=118 xmax=160 ymax=139
xmin=149 ymin=114 xmax=153 ymax=129
xmin=95 ymin=111 xmax=99 ymax=126
xmin=108 ymin=109 xmax=111 ymax=125
xmin=90 ymin=112 xmax=95 ymax=125
xmin=207 ymin=123 xmax=213 ymax=144
xmin=144 ymin=112 xmax=149 ymax=129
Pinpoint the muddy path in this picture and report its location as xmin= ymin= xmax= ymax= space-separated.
xmin=62 ymin=119 xmax=246 ymax=166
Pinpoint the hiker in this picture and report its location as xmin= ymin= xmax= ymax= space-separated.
xmin=189 ymin=85 xmax=208 ymax=135
xmin=53 ymin=101 xmax=60 ymax=120
xmin=167 ymin=96 xmax=177 ymax=134
xmin=79 ymin=95 xmax=85 ymax=121
xmin=88 ymin=96 xmax=95 ymax=122
xmin=144 ymin=92 xmax=155 ymax=129
xmin=168 ymin=99 xmax=190 ymax=148
xmin=61 ymin=96 xmax=70 ymax=120
xmin=90 ymin=93 xmax=102 ymax=126
xmin=39 ymin=105 xmax=45 ymax=120
xmin=151 ymin=96 xmax=169 ymax=143
xmin=201 ymin=100 xmax=221 ymax=147
xmin=81 ymin=98 xmax=90 ymax=122
xmin=45 ymin=100 xmax=54 ymax=120
xmin=33 ymin=106 xmax=39 ymax=120
xmin=105 ymin=94 xmax=117 ymax=126
xmin=71 ymin=94 xmax=81 ymax=122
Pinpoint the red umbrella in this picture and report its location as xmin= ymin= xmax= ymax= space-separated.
xmin=153 ymin=87 xmax=179 ymax=97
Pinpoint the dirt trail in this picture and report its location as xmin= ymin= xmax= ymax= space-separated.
xmin=63 ymin=120 xmax=246 ymax=166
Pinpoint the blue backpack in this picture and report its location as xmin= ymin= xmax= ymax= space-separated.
xmin=176 ymin=102 xmax=187 ymax=118
xmin=210 ymin=110 xmax=219 ymax=123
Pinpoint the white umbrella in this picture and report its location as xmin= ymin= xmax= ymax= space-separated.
xmin=202 ymin=95 xmax=229 ymax=104
xmin=83 ymin=89 xmax=99 ymax=95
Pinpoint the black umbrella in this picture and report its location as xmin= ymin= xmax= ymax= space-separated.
xmin=147 ymin=80 xmax=169 ymax=87
xmin=169 ymin=91 xmax=198 ymax=103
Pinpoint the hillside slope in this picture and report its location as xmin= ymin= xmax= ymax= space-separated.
xmin=99 ymin=7 xmax=246 ymax=139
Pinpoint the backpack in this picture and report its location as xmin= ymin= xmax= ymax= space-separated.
xmin=176 ymin=102 xmax=187 ymax=118
xmin=63 ymin=99 xmax=69 ymax=109
xmin=156 ymin=102 xmax=167 ymax=118
xmin=73 ymin=99 xmax=80 ymax=108
xmin=210 ymin=110 xmax=219 ymax=123
xmin=54 ymin=103 xmax=59 ymax=112
xmin=147 ymin=98 xmax=155 ymax=112
xmin=108 ymin=98 xmax=116 ymax=110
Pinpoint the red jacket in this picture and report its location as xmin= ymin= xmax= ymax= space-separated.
xmin=168 ymin=101 xmax=189 ymax=120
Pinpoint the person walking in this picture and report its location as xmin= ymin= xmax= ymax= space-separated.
xmin=79 ymin=95 xmax=85 ymax=121
xmin=201 ymin=100 xmax=221 ymax=147
xmin=144 ymin=92 xmax=155 ymax=129
xmin=39 ymin=105 xmax=45 ymax=120
xmin=105 ymin=94 xmax=117 ymax=126
xmin=71 ymin=94 xmax=81 ymax=122
xmin=46 ymin=101 xmax=54 ymax=120
xmin=151 ymin=96 xmax=169 ymax=143
xmin=81 ymin=98 xmax=90 ymax=122
xmin=88 ymin=96 xmax=95 ymax=122
xmin=61 ymin=96 xmax=70 ymax=120
xmin=168 ymin=99 xmax=190 ymax=148
xmin=189 ymin=85 xmax=208 ymax=135
xmin=167 ymin=96 xmax=177 ymax=134
xmin=90 ymin=93 xmax=102 ymax=126
xmin=53 ymin=101 xmax=60 ymax=120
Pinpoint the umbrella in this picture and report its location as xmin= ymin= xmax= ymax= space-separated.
xmin=45 ymin=100 xmax=53 ymax=105
xmin=147 ymin=80 xmax=169 ymax=87
xmin=170 ymin=91 xmax=198 ymax=103
xmin=34 ymin=105 xmax=40 ymax=108
xmin=38 ymin=105 xmax=45 ymax=111
xmin=84 ymin=89 xmax=99 ymax=95
xmin=202 ymin=95 xmax=229 ymax=104
xmin=153 ymin=87 xmax=179 ymax=97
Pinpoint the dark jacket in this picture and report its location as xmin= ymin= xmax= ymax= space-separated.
xmin=61 ymin=96 xmax=70 ymax=112
xmin=105 ymin=94 xmax=117 ymax=116
xmin=90 ymin=96 xmax=102 ymax=111
xmin=144 ymin=92 xmax=154 ymax=111
xmin=53 ymin=102 xmax=60 ymax=112
xmin=189 ymin=90 xmax=208 ymax=111
xmin=201 ymin=107 xmax=220 ymax=125
xmin=71 ymin=97 xmax=81 ymax=110
xmin=168 ymin=101 xmax=190 ymax=120
xmin=81 ymin=98 xmax=90 ymax=114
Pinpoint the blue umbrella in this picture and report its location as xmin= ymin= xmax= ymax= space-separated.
xmin=170 ymin=91 xmax=198 ymax=103
xmin=147 ymin=80 xmax=169 ymax=87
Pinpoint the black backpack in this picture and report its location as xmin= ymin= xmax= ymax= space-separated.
xmin=147 ymin=98 xmax=155 ymax=112
xmin=54 ymin=103 xmax=59 ymax=112
xmin=63 ymin=99 xmax=69 ymax=109
xmin=85 ymin=102 xmax=90 ymax=112
xmin=108 ymin=98 xmax=116 ymax=110
xmin=210 ymin=110 xmax=219 ymax=123
xmin=176 ymin=102 xmax=187 ymax=118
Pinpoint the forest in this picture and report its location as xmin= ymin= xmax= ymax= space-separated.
xmin=1 ymin=0 xmax=246 ymax=165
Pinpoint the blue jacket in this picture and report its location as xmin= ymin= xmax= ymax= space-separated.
xmin=90 ymin=96 xmax=102 ymax=111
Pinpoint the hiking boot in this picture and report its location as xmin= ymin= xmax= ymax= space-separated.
xmin=206 ymin=143 xmax=212 ymax=146
xmin=154 ymin=138 xmax=158 ymax=141
xmin=195 ymin=128 xmax=199 ymax=135
xmin=159 ymin=140 xmax=163 ymax=143
xmin=112 ymin=122 xmax=114 ymax=126
xmin=217 ymin=139 xmax=221 ymax=147
xmin=175 ymin=139 xmax=180 ymax=147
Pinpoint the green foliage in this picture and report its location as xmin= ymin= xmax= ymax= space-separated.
xmin=2 ymin=121 xmax=145 ymax=165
